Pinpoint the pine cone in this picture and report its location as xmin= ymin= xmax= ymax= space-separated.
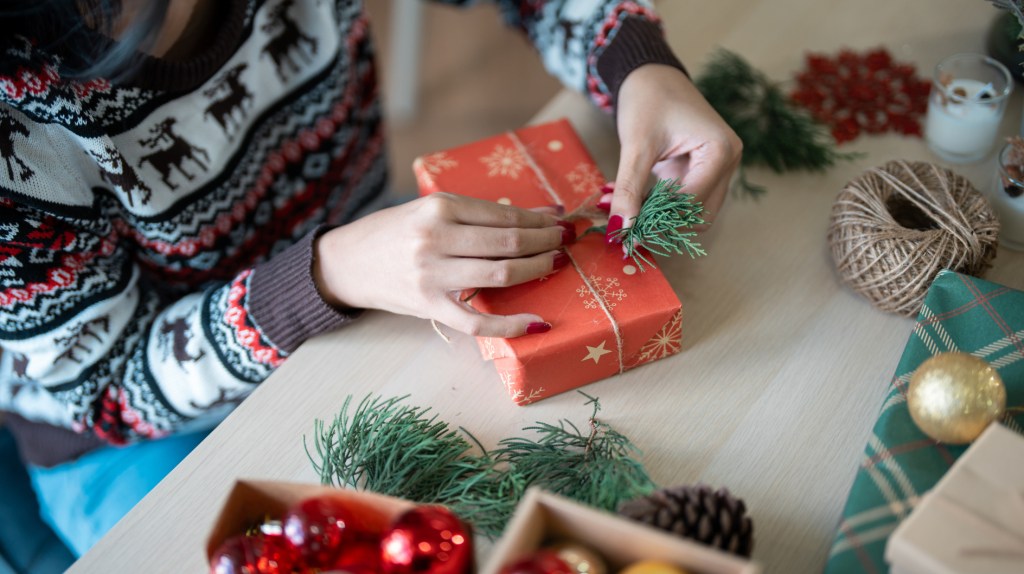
xmin=617 ymin=484 xmax=754 ymax=557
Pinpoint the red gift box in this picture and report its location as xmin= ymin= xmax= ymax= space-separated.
xmin=413 ymin=119 xmax=682 ymax=405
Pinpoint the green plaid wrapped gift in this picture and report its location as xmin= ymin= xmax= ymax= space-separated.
xmin=824 ymin=270 xmax=1024 ymax=574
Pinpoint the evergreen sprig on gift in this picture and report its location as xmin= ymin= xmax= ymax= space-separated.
xmin=695 ymin=48 xmax=856 ymax=196
xmin=305 ymin=392 xmax=654 ymax=538
xmin=609 ymin=178 xmax=705 ymax=271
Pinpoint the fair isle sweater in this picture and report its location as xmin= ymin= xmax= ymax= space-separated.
xmin=0 ymin=0 xmax=682 ymax=466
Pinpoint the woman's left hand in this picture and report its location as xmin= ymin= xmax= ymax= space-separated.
xmin=606 ymin=63 xmax=742 ymax=240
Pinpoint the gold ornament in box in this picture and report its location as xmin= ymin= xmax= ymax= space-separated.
xmin=483 ymin=488 xmax=759 ymax=574
xmin=906 ymin=352 xmax=1006 ymax=444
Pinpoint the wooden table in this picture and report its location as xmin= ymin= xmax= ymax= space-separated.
xmin=69 ymin=1 xmax=1024 ymax=572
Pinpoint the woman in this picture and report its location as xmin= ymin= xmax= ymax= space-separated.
xmin=0 ymin=0 xmax=740 ymax=564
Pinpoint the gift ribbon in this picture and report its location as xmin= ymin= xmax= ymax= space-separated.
xmin=508 ymin=131 xmax=625 ymax=374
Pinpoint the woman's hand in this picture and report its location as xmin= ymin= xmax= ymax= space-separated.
xmin=314 ymin=193 xmax=575 ymax=337
xmin=605 ymin=64 xmax=742 ymax=240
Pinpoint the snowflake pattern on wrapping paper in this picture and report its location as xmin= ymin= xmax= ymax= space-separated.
xmin=627 ymin=308 xmax=682 ymax=369
xmin=418 ymin=151 xmax=458 ymax=175
xmin=790 ymin=47 xmax=931 ymax=143
xmin=500 ymin=369 xmax=544 ymax=405
xmin=565 ymin=162 xmax=604 ymax=195
xmin=480 ymin=144 xmax=528 ymax=179
xmin=577 ymin=275 xmax=627 ymax=310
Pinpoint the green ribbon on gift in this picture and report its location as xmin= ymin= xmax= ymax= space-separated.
xmin=824 ymin=270 xmax=1024 ymax=574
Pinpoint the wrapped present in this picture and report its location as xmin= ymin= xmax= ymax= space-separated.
xmin=414 ymin=119 xmax=683 ymax=405
xmin=483 ymin=487 xmax=761 ymax=574
xmin=825 ymin=270 xmax=1024 ymax=574
xmin=885 ymin=423 xmax=1024 ymax=574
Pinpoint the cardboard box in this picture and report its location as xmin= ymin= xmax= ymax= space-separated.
xmin=484 ymin=488 xmax=761 ymax=574
xmin=885 ymin=424 xmax=1024 ymax=574
xmin=205 ymin=480 xmax=416 ymax=562
xmin=414 ymin=120 xmax=683 ymax=406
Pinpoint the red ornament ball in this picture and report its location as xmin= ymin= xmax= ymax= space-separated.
xmin=283 ymin=495 xmax=355 ymax=567
xmin=209 ymin=533 xmax=299 ymax=574
xmin=498 ymin=551 xmax=574 ymax=574
xmin=331 ymin=538 xmax=382 ymax=574
xmin=380 ymin=506 xmax=473 ymax=574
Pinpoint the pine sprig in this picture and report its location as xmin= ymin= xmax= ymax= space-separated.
xmin=306 ymin=395 xmax=480 ymax=502
xmin=695 ymin=48 xmax=856 ymax=196
xmin=989 ymin=1 xmax=1024 ymax=34
xmin=306 ymin=392 xmax=654 ymax=539
xmin=491 ymin=394 xmax=655 ymax=511
xmin=610 ymin=178 xmax=706 ymax=271
xmin=436 ymin=458 xmax=526 ymax=537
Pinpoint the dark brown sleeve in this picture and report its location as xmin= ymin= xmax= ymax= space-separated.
xmin=595 ymin=17 xmax=688 ymax=108
xmin=3 ymin=412 xmax=106 ymax=467
xmin=248 ymin=226 xmax=362 ymax=353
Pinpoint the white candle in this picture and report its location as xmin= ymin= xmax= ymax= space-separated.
xmin=925 ymin=78 xmax=1003 ymax=163
xmin=990 ymin=170 xmax=1024 ymax=251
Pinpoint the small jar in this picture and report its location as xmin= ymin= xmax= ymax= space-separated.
xmin=991 ymin=142 xmax=1024 ymax=250
xmin=925 ymin=53 xmax=1013 ymax=163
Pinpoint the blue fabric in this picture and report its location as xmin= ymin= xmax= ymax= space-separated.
xmin=27 ymin=429 xmax=209 ymax=557
xmin=0 ymin=426 xmax=75 ymax=574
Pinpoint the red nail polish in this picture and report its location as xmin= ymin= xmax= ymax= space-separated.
xmin=596 ymin=202 xmax=611 ymax=213
xmin=526 ymin=322 xmax=552 ymax=334
xmin=553 ymin=250 xmax=569 ymax=271
xmin=601 ymin=182 xmax=614 ymax=195
xmin=557 ymin=220 xmax=576 ymax=245
xmin=547 ymin=204 xmax=566 ymax=215
xmin=605 ymin=215 xmax=623 ymax=244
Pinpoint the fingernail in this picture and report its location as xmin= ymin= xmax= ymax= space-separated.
xmin=601 ymin=182 xmax=614 ymax=195
xmin=557 ymin=220 xmax=576 ymax=245
xmin=553 ymin=250 xmax=569 ymax=271
xmin=605 ymin=215 xmax=623 ymax=244
xmin=596 ymin=202 xmax=611 ymax=213
xmin=526 ymin=322 xmax=552 ymax=335
xmin=547 ymin=204 xmax=566 ymax=215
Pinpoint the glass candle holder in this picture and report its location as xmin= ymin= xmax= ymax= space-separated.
xmin=991 ymin=142 xmax=1024 ymax=250
xmin=925 ymin=53 xmax=1012 ymax=163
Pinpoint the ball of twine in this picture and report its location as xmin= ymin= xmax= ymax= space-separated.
xmin=828 ymin=160 xmax=1000 ymax=317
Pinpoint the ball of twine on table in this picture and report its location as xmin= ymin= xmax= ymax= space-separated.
xmin=828 ymin=160 xmax=1000 ymax=317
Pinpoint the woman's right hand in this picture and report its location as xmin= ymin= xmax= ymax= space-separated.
xmin=313 ymin=193 xmax=575 ymax=337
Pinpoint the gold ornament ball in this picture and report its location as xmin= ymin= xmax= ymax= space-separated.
xmin=907 ymin=352 xmax=1006 ymax=444
xmin=619 ymin=561 xmax=691 ymax=574
xmin=547 ymin=542 xmax=607 ymax=574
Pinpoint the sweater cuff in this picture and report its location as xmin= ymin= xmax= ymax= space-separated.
xmin=595 ymin=17 xmax=687 ymax=108
xmin=3 ymin=412 xmax=106 ymax=467
xmin=249 ymin=226 xmax=361 ymax=353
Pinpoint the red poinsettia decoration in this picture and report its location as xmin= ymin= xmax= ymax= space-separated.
xmin=791 ymin=48 xmax=931 ymax=143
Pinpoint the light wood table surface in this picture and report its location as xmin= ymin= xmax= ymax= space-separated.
xmin=69 ymin=1 xmax=1024 ymax=572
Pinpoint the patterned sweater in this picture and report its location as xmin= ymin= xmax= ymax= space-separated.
xmin=0 ymin=0 xmax=682 ymax=466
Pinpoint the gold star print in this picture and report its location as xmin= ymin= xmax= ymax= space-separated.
xmin=582 ymin=341 xmax=612 ymax=364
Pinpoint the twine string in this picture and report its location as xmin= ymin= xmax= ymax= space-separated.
xmin=827 ymin=160 xmax=1000 ymax=316
xmin=567 ymin=250 xmax=626 ymax=374
xmin=509 ymin=131 xmax=624 ymax=373
xmin=431 ymin=132 xmax=624 ymax=370
xmin=508 ymin=132 xmax=564 ymax=207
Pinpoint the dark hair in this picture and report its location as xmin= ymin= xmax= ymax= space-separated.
xmin=0 ymin=0 xmax=169 ymax=82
